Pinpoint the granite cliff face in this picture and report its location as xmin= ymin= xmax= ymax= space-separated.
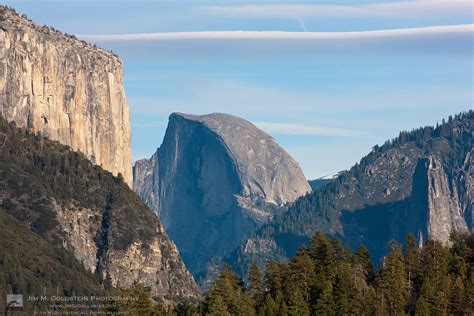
xmin=231 ymin=111 xmax=473 ymax=277
xmin=133 ymin=152 xmax=159 ymax=212
xmin=424 ymin=156 xmax=469 ymax=243
xmin=0 ymin=116 xmax=199 ymax=303
xmin=134 ymin=112 xmax=311 ymax=275
xmin=54 ymin=202 xmax=198 ymax=302
xmin=459 ymin=150 xmax=474 ymax=230
xmin=0 ymin=7 xmax=132 ymax=186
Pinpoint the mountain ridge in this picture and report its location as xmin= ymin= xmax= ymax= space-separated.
xmin=229 ymin=110 xmax=473 ymax=277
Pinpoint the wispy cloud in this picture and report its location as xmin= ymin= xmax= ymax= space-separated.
xmin=78 ymin=24 xmax=473 ymax=61
xmin=255 ymin=122 xmax=367 ymax=137
xmin=203 ymin=1 xmax=473 ymax=19
xmin=128 ymin=79 xmax=472 ymax=123
xmin=78 ymin=24 xmax=472 ymax=41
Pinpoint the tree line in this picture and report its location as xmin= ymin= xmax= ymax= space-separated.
xmin=200 ymin=232 xmax=473 ymax=315
xmin=111 ymin=231 xmax=473 ymax=315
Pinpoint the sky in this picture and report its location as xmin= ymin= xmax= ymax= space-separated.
xmin=4 ymin=0 xmax=473 ymax=179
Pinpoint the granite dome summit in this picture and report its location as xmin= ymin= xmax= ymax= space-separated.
xmin=171 ymin=112 xmax=311 ymax=209
xmin=133 ymin=112 xmax=311 ymax=275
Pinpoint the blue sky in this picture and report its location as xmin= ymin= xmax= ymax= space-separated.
xmin=5 ymin=0 xmax=473 ymax=179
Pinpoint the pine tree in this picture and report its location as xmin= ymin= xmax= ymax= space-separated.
xmin=404 ymin=233 xmax=420 ymax=312
xmin=353 ymin=244 xmax=375 ymax=284
xmin=330 ymin=238 xmax=351 ymax=263
xmin=204 ymin=265 xmax=255 ymax=316
xmin=174 ymin=300 xmax=198 ymax=316
xmin=465 ymin=273 xmax=474 ymax=314
xmin=280 ymin=300 xmax=289 ymax=316
xmin=205 ymin=293 xmax=232 ymax=316
xmin=286 ymin=249 xmax=315 ymax=303
xmin=415 ymin=295 xmax=430 ymax=316
xmin=308 ymin=232 xmax=334 ymax=270
xmin=264 ymin=260 xmax=284 ymax=303
xmin=287 ymin=287 xmax=309 ymax=316
xmin=349 ymin=261 xmax=376 ymax=315
xmin=307 ymin=232 xmax=336 ymax=303
xmin=313 ymin=280 xmax=335 ymax=316
xmin=464 ymin=272 xmax=474 ymax=315
xmin=377 ymin=242 xmax=406 ymax=315
xmin=449 ymin=275 xmax=465 ymax=314
xmin=332 ymin=262 xmax=353 ymax=314
xmin=247 ymin=261 xmax=264 ymax=312
xmin=112 ymin=283 xmax=162 ymax=315
xmin=418 ymin=240 xmax=450 ymax=314
xmin=263 ymin=295 xmax=278 ymax=316
xmin=449 ymin=231 xmax=469 ymax=281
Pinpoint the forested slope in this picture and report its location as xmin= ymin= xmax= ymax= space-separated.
xmin=0 ymin=115 xmax=199 ymax=307
xmin=231 ymin=111 xmax=473 ymax=278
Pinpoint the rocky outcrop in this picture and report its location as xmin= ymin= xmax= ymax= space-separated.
xmin=55 ymin=202 xmax=100 ymax=272
xmin=423 ymin=156 xmax=469 ymax=243
xmin=133 ymin=152 xmax=159 ymax=212
xmin=53 ymin=201 xmax=198 ymax=302
xmin=458 ymin=150 xmax=474 ymax=230
xmin=0 ymin=7 xmax=132 ymax=186
xmin=134 ymin=112 xmax=311 ymax=275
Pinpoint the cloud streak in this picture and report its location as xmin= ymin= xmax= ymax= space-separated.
xmin=128 ymin=79 xmax=472 ymax=125
xmin=203 ymin=1 xmax=473 ymax=19
xmin=78 ymin=24 xmax=473 ymax=41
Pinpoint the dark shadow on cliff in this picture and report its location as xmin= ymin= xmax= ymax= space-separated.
xmin=340 ymin=157 xmax=430 ymax=266
xmin=274 ymin=233 xmax=311 ymax=259
xmin=340 ymin=199 xmax=411 ymax=266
